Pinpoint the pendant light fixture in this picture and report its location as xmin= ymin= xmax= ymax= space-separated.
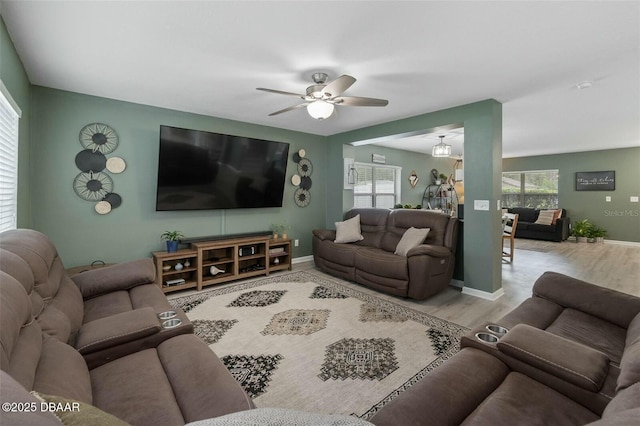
xmin=432 ymin=135 xmax=452 ymax=157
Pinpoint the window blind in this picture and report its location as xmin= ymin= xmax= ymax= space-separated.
xmin=0 ymin=87 xmax=20 ymax=232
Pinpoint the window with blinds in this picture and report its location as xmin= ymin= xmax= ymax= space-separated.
xmin=353 ymin=163 xmax=400 ymax=209
xmin=0 ymin=85 xmax=20 ymax=233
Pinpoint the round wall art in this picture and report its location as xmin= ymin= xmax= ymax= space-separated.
xmin=294 ymin=188 xmax=310 ymax=207
xmin=297 ymin=158 xmax=313 ymax=177
xmin=74 ymin=123 xmax=126 ymax=214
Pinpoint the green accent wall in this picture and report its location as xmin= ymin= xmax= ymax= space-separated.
xmin=328 ymin=100 xmax=504 ymax=295
xmin=351 ymin=144 xmax=454 ymax=207
xmin=503 ymin=147 xmax=640 ymax=242
xmin=1 ymin=17 xmax=31 ymax=228
xmin=30 ymin=86 xmax=326 ymax=266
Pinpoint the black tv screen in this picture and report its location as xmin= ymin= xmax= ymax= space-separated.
xmin=156 ymin=126 xmax=289 ymax=211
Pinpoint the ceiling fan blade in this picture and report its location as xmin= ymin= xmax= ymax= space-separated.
xmin=268 ymin=103 xmax=309 ymax=116
xmin=321 ymin=75 xmax=356 ymax=98
xmin=257 ymin=88 xmax=305 ymax=98
xmin=335 ymin=96 xmax=389 ymax=107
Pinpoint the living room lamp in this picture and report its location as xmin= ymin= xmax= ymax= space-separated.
xmin=307 ymin=100 xmax=334 ymax=119
xmin=432 ymin=135 xmax=451 ymax=157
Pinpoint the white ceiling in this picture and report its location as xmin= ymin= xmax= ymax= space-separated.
xmin=2 ymin=1 xmax=638 ymax=158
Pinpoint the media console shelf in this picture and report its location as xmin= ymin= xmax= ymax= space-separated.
xmin=153 ymin=235 xmax=292 ymax=294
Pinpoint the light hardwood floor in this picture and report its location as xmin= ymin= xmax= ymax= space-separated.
xmin=295 ymin=239 xmax=640 ymax=328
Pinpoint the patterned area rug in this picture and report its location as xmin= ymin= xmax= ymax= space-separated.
xmin=169 ymin=270 xmax=468 ymax=420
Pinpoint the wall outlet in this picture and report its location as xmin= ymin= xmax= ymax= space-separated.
xmin=606 ymin=196 xmax=611 ymax=202
xmin=631 ymin=196 xmax=639 ymax=203
xmin=294 ymin=239 xmax=299 ymax=247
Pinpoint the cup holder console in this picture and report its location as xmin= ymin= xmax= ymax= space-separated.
xmin=486 ymin=324 xmax=509 ymax=336
xmin=162 ymin=318 xmax=182 ymax=329
xmin=158 ymin=311 xmax=177 ymax=320
xmin=475 ymin=332 xmax=499 ymax=343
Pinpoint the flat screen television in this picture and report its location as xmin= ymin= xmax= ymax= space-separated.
xmin=156 ymin=126 xmax=289 ymax=211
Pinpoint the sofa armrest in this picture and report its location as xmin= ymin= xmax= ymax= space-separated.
xmin=497 ymin=324 xmax=610 ymax=392
xmin=75 ymin=307 xmax=161 ymax=354
xmin=71 ymin=258 xmax=156 ymax=300
xmin=312 ymin=229 xmax=336 ymax=241
xmin=406 ymin=244 xmax=451 ymax=258
xmin=533 ymin=271 xmax=640 ymax=328
xmin=557 ymin=216 xmax=571 ymax=240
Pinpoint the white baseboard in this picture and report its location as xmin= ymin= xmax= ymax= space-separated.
xmin=604 ymin=239 xmax=640 ymax=247
xmin=462 ymin=286 xmax=505 ymax=301
xmin=292 ymin=255 xmax=314 ymax=264
xmin=450 ymin=279 xmax=464 ymax=289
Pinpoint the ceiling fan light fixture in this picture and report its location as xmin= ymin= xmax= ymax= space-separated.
xmin=307 ymin=100 xmax=334 ymax=119
xmin=432 ymin=135 xmax=452 ymax=157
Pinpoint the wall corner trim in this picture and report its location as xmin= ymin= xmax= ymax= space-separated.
xmin=461 ymin=286 xmax=504 ymax=301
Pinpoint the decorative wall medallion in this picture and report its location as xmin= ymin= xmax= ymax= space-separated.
xmin=75 ymin=149 xmax=106 ymax=172
xmin=291 ymin=174 xmax=301 ymax=186
xmin=300 ymin=176 xmax=312 ymax=190
xmin=294 ymin=188 xmax=310 ymax=207
xmin=297 ymin=158 xmax=313 ymax=177
xmin=75 ymin=123 xmax=125 ymax=214
xmin=73 ymin=172 xmax=113 ymax=201
xmin=106 ymin=157 xmax=126 ymax=173
xmin=79 ymin=123 xmax=119 ymax=154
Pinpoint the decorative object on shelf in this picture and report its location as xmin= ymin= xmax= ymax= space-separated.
xmin=210 ymin=266 xmax=225 ymax=276
xmin=174 ymin=262 xmax=184 ymax=271
xmin=161 ymin=230 xmax=184 ymax=253
xmin=162 ymin=265 xmax=172 ymax=271
xmin=291 ymin=174 xmax=301 ymax=186
xmin=430 ymin=169 xmax=439 ymax=184
xmin=294 ymin=188 xmax=311 ymax=207
xmin=408 ymin=170 xmax=419 ymax=188
xmin=74 ymin=123 xmax=125 ymax=214
xmin=422 ymin=183 xmax=459 ymax=216
xmin=297 ymin=158 xmax=313 ymax=177
xmin=184 ymin=259 xmax=191 ymax=268
xmin=432 ymin=135 xmax=452 ymax=158
xmin=274 ymin=258 xmax=280 ymax=265
xmin=73 ymin=171 xmax=113 ymax=201
xmin=270 ymin=224 xmax=288 ymax=239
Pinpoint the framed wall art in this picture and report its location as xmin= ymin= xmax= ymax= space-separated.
xmin=575 ymin=170 xmax=615 ymax=191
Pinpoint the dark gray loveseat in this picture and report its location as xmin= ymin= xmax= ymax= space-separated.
xmin=508 ymin=207 xmax=570 ymax=242
xmin=312 ymin=208 xmax=459 ymax=300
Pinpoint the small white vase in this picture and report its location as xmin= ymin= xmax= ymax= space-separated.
xmin=174 ymin=262 xmax=183 ymax=271
xmin=210 ymin=266 xmax=225 ymax=276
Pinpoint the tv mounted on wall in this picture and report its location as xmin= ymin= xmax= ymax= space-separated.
xmin=156 ymin=126 xmax=289 ymax=211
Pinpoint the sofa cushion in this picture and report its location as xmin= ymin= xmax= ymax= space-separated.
xmin=525 ymin=223 xmax=558 ymax=233
xmin=355 ymin=248 xmax=409 ymax=280
xmin=462 ymin=372 xmax=599 ymax=425
xmin=316 ymin=240 xmax=361 ymax=267
xmin=0 ymin=371 xmax=61 ymax=426
xmin=602 ymin=382 xmax=640 ymax=418
xmin=394 ymin=227 xmax=430 ymax=256
xmin=509 ymin=207 xmax=538 ymax=223
xmin=334 ymin=214 xmax=364 ymax=244
xmin=617 ymin=312 xmax=640 ymax=391
xmin=535 ymin=209 xmax=556 ymax=225
xmin=344 ymin=208 xmax=389 ymax=247
xmin=545 ymin=308 xmax=627 ymax=364
xmin=381 ymin=209 xmax=450 ymax=252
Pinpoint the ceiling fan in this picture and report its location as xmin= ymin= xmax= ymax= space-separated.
xmin=257 ymin=72 xmax=388 ymax=120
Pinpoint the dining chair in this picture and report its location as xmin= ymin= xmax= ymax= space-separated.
xmin=502 ymin=213 xmax=519 ymax=262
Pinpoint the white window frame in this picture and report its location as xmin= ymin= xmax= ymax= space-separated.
xmin=0 ymin=79 xmax=22 ymax=233
xmin=352 ymin=162 xmax=402 ymax=209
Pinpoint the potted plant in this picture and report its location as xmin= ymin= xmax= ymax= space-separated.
xmin=161 ymin=230 xmax=184 ymax=253
xmin=571 ymin=219 xmax=592 ymax=243
xmin=270 ymin=224 xmax=287 ymax=239
xmin=591 ymin=226 xmax=607 ymax=244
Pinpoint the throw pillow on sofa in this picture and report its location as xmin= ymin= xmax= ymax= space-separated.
xmin=334 ymin=214 xmax=365 ymax=244
xmin=535 ymin=209 xmax=557 ymax=225
xmin=394 ymin=227 xmax=430 ymax=256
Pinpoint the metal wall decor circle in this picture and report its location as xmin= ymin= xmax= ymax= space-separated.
xmin=73 ymin=172 xmax=113 ymax=201
xmin=294 ymin=188 xmax=310 ymax=207
xmin=79 ymin=123 xmax=119 ymax=154
xmin=297 ymin=158 xmax=313 ymax=177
